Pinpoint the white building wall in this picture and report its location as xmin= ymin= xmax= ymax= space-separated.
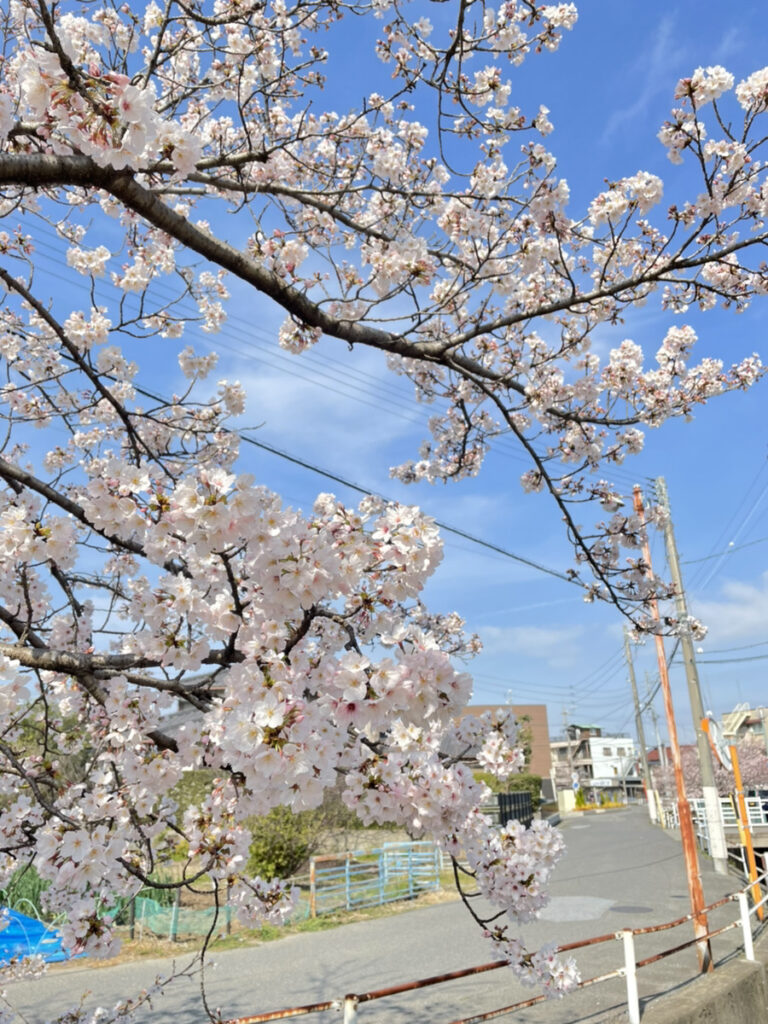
xmin=588 ymin=735 xmax=636 ymax=787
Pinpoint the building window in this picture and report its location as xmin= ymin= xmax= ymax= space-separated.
xmin=617 ymin=747 xmax=626 ymax=756
xmin=602 ymin=747 xmax=611 ymax=756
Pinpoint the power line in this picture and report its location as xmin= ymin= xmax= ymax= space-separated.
xmin=696 ymin=653 xmax=768 ymax=665
xmin=239 ymin=432 xmax=582 ymax=586
xmin=690 ymin=461 xmax=768 ymax=593
xmin=26 ymin=230 xmax=537 ymax=467
xmin=119 ymin=372 xmax=584 ymax=589
xmin=697 ymin=639 xmax=768 ymax=655
xmin=682 ymin=535 xmax=768 ymax=565
xmin=27 ymin=224 xmax=676 ymax=484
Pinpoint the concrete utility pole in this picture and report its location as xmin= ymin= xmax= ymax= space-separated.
xmin=633 ymin=487 xmax=712 ymax=972
xmin=646 ymin=675 xmax=668 ymax=769
xmin=562 ymin=708 xmax=574 ymax=773
xmin=655 ymin=476 xmax=729 ymax=877
xmin=624 ymin=628 xmax=656 ymax=822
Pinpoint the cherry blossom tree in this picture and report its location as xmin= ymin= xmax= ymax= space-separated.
xmin=653 ymin=736 xmax=768 ymax=798
xmin=720 ymin=736 xmax=768 ymax=793
xmin=652 ymin=745 xmax=706 ymax=801
xmin=1 ymin=0 xmax=768 ymax=1019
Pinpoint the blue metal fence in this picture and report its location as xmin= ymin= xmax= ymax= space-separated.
xmin=307 ymin=841 xmax=441 ymax=917
xmin=128 ymin=841 xmax=442 ymax=936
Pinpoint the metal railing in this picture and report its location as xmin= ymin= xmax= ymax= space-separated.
xmin=306 ymin=842 xmax=441 ymax=918
xmin=222 ymin=870 xmax=768 ymax=1024
xmin=665 ymin=796 xmax=768 ymax=833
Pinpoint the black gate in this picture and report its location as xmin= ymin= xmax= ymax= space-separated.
xmin=497 ymin=791 xmax=533 ymax=828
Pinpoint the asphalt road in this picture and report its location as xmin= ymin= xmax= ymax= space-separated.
xmin=3 ymin=807 xmax=751 ymax=1024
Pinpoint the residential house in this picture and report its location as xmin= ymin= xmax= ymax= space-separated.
xmin=550 ymin=723 xmax=641 ymax=804
xmin=722 ymin=704 xmax=768 ymax=752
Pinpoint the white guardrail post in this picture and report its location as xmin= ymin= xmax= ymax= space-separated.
xmin=737 ymin=891 xmax=755 ymax=961
xmin=621 ymin=930 xmax=641 ymax=1024
xmin=343 ymin=996 xmax=358 ymax=1024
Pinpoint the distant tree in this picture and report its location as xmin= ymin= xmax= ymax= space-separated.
xmin=715 ymin=736 xmax=768 ymax=794
xmin=246 ymin=786 xmax=363 ymax=879
xmin=652 ymin=737 xmax=768 ymax=798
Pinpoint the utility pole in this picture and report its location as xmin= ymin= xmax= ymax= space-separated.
xmin=561 ymin=708 xmax=577 ymax=796
xmin=624 ymin=628 xmax=656 ymax=822
xmin=562 ymin=708 xmax=574 ymax=772
xmin=646 ymin=678 xmax=669 ymax=824
xmin=655 ymin=476 xmax=729 ymax=876
xmin=646 ymin=675 xmax=668 ymax=769
xmin=633 ymin=487 xmax=712 ymax=972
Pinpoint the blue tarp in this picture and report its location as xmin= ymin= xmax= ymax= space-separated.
xmin=0 ymin=908 xmax=70 ymax=964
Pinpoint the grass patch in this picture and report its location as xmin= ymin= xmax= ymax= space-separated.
xmin=51 ymin=876 xmax=459 ymax=970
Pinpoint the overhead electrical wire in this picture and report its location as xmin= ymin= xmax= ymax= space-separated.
xmin=24 ymin=240 xmax=435 ymax=428
xmin=243 ymin=434 xmax=586 ymax=587
xmin=118 ymin=371 xmax=585 ymax=589
xmin=682 ymin=535 xmax=768 ymax=565
xmin=687 ymin=459 xmax=768 ymax=593
xmin=696 ymin=639 xmax=768 ymax=655
xmin=696 ymin=653 xmax=768 ymax=665
xmin=27 ymin=230 xmax=535 ymax=465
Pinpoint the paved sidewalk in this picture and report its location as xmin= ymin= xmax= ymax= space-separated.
xmin=4 ymin=806 xmax=756 ymax=1023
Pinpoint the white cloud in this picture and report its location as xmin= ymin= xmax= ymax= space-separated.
xmin=236 ymin=353 xmax=425 ymax=469
xmin=714 ymin=26 xmax=744 ymax=62
xmin=601 ymin=17 xmax=680 ymax=144
xmin=479 ymin=623 xmax=585 ymax=669
xmin=692 ymin=571 xmax=768 ymax=644
xmin=482 ymin=596 xmax=585 ymax=618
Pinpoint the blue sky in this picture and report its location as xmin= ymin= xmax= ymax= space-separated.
xmin=23 ymin=2 xmax=768 ymax=749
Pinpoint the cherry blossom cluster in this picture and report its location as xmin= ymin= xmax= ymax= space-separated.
xmin=453 ymin=811 xmax=580 ymax=995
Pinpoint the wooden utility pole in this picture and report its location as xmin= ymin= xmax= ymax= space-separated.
xmin=655 ymin=476 xmax=729 ymax=876
xmin=633 ymin=487 xmax=712 ymax=972
xmin=624 ymin=628 xmax=656 ymax=822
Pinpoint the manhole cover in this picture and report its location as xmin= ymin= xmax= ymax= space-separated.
xmin=611 ymin=905 xmax=653 ymax=914
xmin=538 ymin=896 xmax=614 ymax=921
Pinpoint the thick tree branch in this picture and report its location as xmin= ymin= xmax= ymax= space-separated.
xmin=0 ymin=640 xmax=245 ymax=674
